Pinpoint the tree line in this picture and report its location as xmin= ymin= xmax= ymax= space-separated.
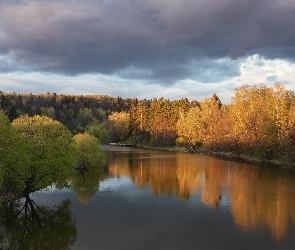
xmin=0 ymin=92 xmax=142 ymax=133
xmin=108 ymin=83 xmax=295 ymax=162
xmin=1 ymin=83 xmax=295 ymax=162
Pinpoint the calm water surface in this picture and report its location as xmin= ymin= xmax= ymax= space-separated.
xmin=2 ymin=145 xmax=295 ymax=249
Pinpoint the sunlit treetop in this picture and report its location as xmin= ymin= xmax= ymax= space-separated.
xmin=11 ymin=115 xmax=76 ymax=192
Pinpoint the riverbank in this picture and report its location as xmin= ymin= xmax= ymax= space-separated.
xmin=183 ymin=147 xmax=295 ymax=168
xmin=110 ymin=142 xmax=295 ymax=169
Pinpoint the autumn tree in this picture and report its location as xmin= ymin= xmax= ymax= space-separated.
xmin=266 ymin=83 xmax=295 ymax=156
xmin=198 ymin=93 xmax=222 ymax=148
xmin=129 ymin=101 xmax=150 ymax=145
xmin=212 ymin=106 xmax=235 ymax=150
xmin=230 ymin=84 xmax=270 ymax=153
xmin=230 ymin=83 xmax=295 ymax=157
xmin=176 ymin=106 xmax=202 ymax=146
xmin=146 ymin=98 xmax=179 ymax=146
xmin=176 ymin=94 xmax=222 ymax=148
xmin=108 ymin=111 xmax=131 ymax=141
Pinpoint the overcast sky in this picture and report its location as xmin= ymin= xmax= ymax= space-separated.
xmin=1 ymin=0 xmax=295 ymax=103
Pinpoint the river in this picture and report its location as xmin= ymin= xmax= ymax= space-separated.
xmin=1 ymin=145 xmax=295 ymax=250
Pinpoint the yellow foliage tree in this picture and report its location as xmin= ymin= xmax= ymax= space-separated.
xmin=199 ymin=93 xmax=222 ymax=148
xmin=108 ymin=111 xmax=130 ymax=141
xmin=230 ymin=83 xmax=295 ymax=157
xmin=176 ymin=107 xmax=202 ymax=145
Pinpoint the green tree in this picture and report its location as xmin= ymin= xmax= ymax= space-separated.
xmin=68 ymin=133 xmax=106 ymax=203
xmin=0 ymin=110 xmax=29 ymax=193
xmin=40 ymin=106 xmax=56 ymax=119
xmin=11 ymin=115 xmax=75 ymax=192
xmin=72 ymin=133 xmax=104 ymax=170
xmin=85 ymin=122 xmax=110 ymax=144
xmin=77 ymin=108 xmax=94 ymax=128
xmin=94 ymin=108 xmax=107 ymax=122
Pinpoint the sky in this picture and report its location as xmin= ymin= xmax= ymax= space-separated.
xmin=0 ymin=0 xmax=295 ymax=104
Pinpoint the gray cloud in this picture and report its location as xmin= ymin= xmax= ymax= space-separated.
xmin=0 ymin=0 xmax=294 ymax=85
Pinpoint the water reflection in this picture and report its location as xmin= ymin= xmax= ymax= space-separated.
xmin=1 ymin=146 xmax=295 ymax=248
xmin=70 ymin=165 xmax=106 ymax=204
xmin=0 ymin=194 xmax=77 ymax=249
xmin=105 ymin=147 xmax=295 ymax=241
xmin=229 ymin=167 xmax=295 ymax=241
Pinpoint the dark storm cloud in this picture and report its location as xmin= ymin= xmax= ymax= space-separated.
xmin=0 ymin=0 xmax=294 ymax=84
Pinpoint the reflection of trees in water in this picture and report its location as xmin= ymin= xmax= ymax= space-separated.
xmin=229 ymin=167 xmax=295 ymax=241
xmin=0 ymin=194 xmax=77 ymax=250
xmin=107 ymin=150 xmax=295 ymax=240
xmin=109 ymin=151 xmax=181 ymax=198
xmin=70 ymin=164 xmax=106 ymax=205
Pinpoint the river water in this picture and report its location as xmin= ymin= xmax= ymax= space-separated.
xmin=1 ymin=145 xmax=295 ymax=250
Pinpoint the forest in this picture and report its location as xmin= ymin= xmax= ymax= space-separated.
xmin=1 ymin=83 xmax=295 ymax=164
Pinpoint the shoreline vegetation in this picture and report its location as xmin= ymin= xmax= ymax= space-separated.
xmin=1 ymin=82 xmax=295 ymax=202
xmin=0 ymin=111 xmax=104 ymax=203
xmin=109 ymin=142 xmax=295 ymax=169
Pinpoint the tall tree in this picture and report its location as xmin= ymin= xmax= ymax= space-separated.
xmin=147 ymin=98 xmax=178 ymax=146
xmin=199 ymin=93 xmax=222 ymax=148
xmin=108 ymin=111 xmax=131 ymax=141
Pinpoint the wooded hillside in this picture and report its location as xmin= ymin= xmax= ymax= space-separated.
xmin=1 ymin=83 xmax=295 ymax=162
